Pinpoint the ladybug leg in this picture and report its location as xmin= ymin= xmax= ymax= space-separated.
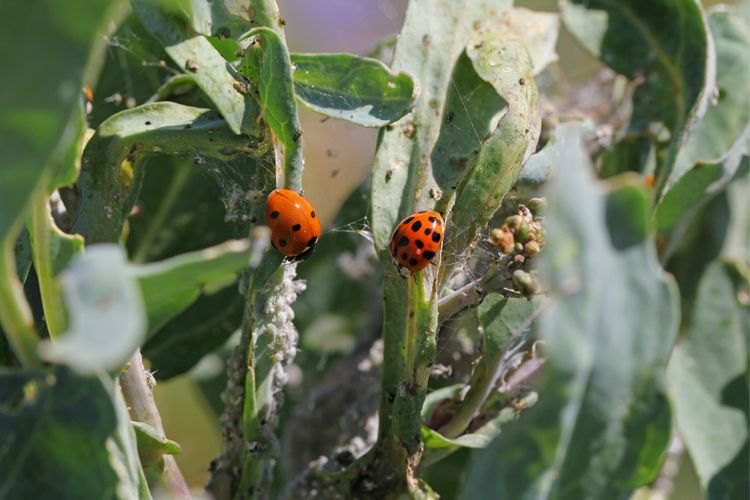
xmin=288 ymin=244 xmax=316 ymax=262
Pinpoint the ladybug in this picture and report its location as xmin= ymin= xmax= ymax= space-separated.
xmin=266 ymin=188 xmax=321 ymax=260
xmin=389 ymin=211 xmax=444 ymax=277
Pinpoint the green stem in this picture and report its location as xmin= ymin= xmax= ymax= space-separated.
xmin=0 ymin=229 xmax=41 ymax=368
xmin=120 ymin=350 xmax=190 ymax=499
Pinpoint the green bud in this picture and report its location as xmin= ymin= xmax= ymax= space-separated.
xmin=513 ymin=270 xmax=539 ymax=297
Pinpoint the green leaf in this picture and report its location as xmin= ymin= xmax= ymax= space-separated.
xmin=421 ymin=426 xmax=491 ymax=450
xmin=656 ymin=7 xmax=750 ymax=252
xmin=133 ymin=239 xmax=250 ymax=335
xmin=165 ymin=36 xmax=260 ymax=136
xmin=446 ymin=33 xmax=541 ymax=259
xmin=463 ymin=141 xmax=679 ymax=499
xmin=0 ymin=368 xmax=142 ymax=499
xmin=38 ymin=245 xmax=146 ymax=374
xmin=370 ymin=0 xmax=513 ymax=253
xmin=561 ymin=0 xmax=714 ymax=194
xmin=132 ymin=421 xmax=182 ymax=466
xmin=240 ymin=27 xmax=303 ymax=190
xmin=667 ymin=261 xmax=749 ymax=498
xmin=517 ymin=121 xmax=593 ymax=186
xmin=72 ymin=102 xmax=267 ymax=244
xmin=0 ymin=0 xmax=115 ymax=242
xmin=142 ymin=286 xmax=243 ymax=380
xmin=131 ymin=0 xmax=259 ymax=136
xmin=290 ymin=53 xmax=417 ymax=127
xmin=493 ymin=7 xmax=560 ymax=75
xmin=667 ymin=7 xmax=750 ymax=188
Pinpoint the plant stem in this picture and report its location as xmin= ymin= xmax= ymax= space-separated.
xmin=437 ymin=257 xmax=517 ymax=323
xmin=0 ymin=229 xmax=41 ymax=367
xmin=120 ymin=349 xmax=190 ymax=499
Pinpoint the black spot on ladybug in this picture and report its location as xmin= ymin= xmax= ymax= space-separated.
xmin=404 ymin=216 xmax=414 ymax=224
xmin=307 ymin=236 xmax=318 ymax=247
xmin=292 ymin=224 xmax=301 ymax=231
xmin=432 ymin=232 xmax=441 ymax=243
xmin=409 ymin=258 xmax=418 ymax=266
xmin=415 ymin=239 xmax=424 ymax=249
xmin=411 ymin=220 xmax=422 ymax=232
xmin=424 ymin=228 xmax=432 ymax=235
xmin=402 ymin=252 xmax=407 ymax=260
xmin=279 ymin=239 xmax=287 ymax=247
xmin=428 ymin=216 xmax=437 ymax=223
xmin=270 ymin=211 xmax=280 ymax=219
xmin=311 ymin=211 xmax=316 ymax=218
xmin=398 ymin=236 xmax=409 ymax=247
xmin=391 ymin=247 xmax=398 ymax=258
xmin=423 ymin=251 xmax=436 ymax=260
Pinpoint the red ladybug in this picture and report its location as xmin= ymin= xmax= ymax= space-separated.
xmin=389 ymin=211 xmax=444 ymax=277
xmin=266 ymin=189 xmax=321 ymax=260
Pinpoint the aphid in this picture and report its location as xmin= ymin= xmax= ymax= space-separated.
xmin=266 ymin=189 xmax=321 ymax=260
xmin=388 ymin=211 xmax=444 ymax=277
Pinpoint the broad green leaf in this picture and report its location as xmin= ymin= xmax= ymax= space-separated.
xmin=132 ymin=421 xmax=182 ymax=466
xmin=463 ymin=141 xmax=679 ymax=499
xmin=240 ymin=27 xmax=303 ymax=190
xmin=0 ymin=368 xmax=141 ymax=499
xmin=667 ymin=261 xmax=749 ymax=498
xmin=38 ymin=245 xmax=146 ymax=374
xmin=290 ymin=53 xmax=417 ymax=127
xmin=133 ymin=239 xmax=250 ymax=335
xmin=561 ymin=0 xmax=714 ymax=194
xmin=0 ymin=0 xmax=115 ymax=242
xmin=142 ymin=287 xmax=243 ymax=380
xmin=72 ymin=102 xmax=267 ymax=244
xmin=370 ymin=0 xmax=513 ymax=253
xmin=656 ymin=8 xmax=750 ymax=252
xmin=131 ymin=0 xmax=259 ymax=136
xmin=517 ymin=121 xmax=593 ymax=186
xmin=667 ymin=7 xmax=750 ymax=188
xmin=446 ymin=33 xmax=541 ymax=258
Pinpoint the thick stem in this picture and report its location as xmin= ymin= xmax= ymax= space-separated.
xmin=0 ymin=229 xmax=41 ymax=367
xmin=120 ymin=350 xmax=190 ymax=499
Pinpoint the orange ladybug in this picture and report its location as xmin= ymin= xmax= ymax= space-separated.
xmin=266 ymin=189 xmax=321 ymax=260
xmin=389 ymin=211 xmax=444 ymax=277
